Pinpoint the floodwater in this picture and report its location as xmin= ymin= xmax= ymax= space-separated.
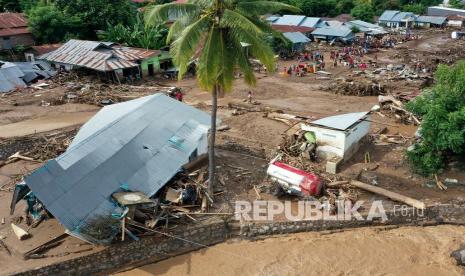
xmin=118 ymin=225 xmax=465 ymax=276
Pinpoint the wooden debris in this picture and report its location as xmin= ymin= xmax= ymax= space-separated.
xmin=349 ymin=180 xmax=426 ymax=209
xmin=434 ymin=174 xmax=447 ymax=191
xmin=11 ymin=223 xmax=30 ymax=240
xmin=253 ymin=185 xmax=262 ymax=200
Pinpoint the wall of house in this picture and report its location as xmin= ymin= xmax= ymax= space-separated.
xmin=140 ymin=52 xmax=171 ymax=76
xmin=448 ymin=20 xmax=464 ymax=27
xmin=0 ymin=34 xmax=34 ymax=50
xmin=301 ymin=124 xmax=346 ymax=158
xmin=343 ymin=118 xmax=370 ymax=161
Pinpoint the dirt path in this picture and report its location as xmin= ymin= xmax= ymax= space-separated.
xmin=118 ymin=225 xmax=465 ymax=276
xmin=0 ymin=111 xmax=96 ymax=138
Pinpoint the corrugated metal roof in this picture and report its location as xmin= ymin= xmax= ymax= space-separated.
xmin=0 ymin=62 xmax=26 ymax=92
xmin=39 ymin=40 xmax=160 ymax=72
xmin=349 ymin=20 xmax=382 ymax=29
xmin=391 ymin=12 xmax=416 ymax=22
xmin=379 ymin=10 xmax=400 ymax=22
xmin=283 ymin=32 xmax=311 ymax=43
xmin=274 ymin=15 xmax=306 ymax=26
xmin=25 ymin=94 xmax=212 ymax=243
xmin=0 ymin=13 xmax=31 ymax=37
xmin=272 ymin=25 xmax=314 ymax=33
xmin=30 ymin=44 xmax=63 ymax=55
xmin=300 ymin=17 xmax=322 ymax=28
xmin=311 ymin=26 xmax=353 ymax=38
xmin=311 ymin=112 xmax=369 ymax=130
xmin=416 ymin=15 xmax=447 ymax=25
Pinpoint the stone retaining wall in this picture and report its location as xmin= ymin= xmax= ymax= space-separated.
xmin=12 ymin=204 xmax=465 ymax=276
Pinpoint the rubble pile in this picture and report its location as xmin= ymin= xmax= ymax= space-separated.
xmin=0 ymin=129 xmax=77 ymax=163
xmin=324 ymin=78 xmax=386 ymax=96
xmin=377 ymin=95 xmax=420 ymax=125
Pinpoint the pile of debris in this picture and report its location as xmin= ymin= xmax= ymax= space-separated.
xmin=377 ymin=95 xmax=420 ymax=125
xmin=0 ymin=129 xmax=77 ymax=163
xmin=326 ymin=79 xmax=385 ymax=96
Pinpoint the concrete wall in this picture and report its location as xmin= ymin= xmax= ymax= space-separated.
xmin=12 ymin=203 xmax=465 ymax=276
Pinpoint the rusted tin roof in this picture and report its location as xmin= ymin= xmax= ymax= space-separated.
xmin=30 ymin=44 xmax=63 ymax=55
xmin=39 ymin=40 xmax=160 ymax=72
xmin=0 ymin=13 xmax=31 ymax=37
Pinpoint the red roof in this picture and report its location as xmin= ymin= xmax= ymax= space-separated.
xmin=272 ymin=25 xmax=314 ymax=33
xmin=0 ymin=13 xmax=31 ymax=37
xmin=31 ymin=44 xmax=63 ymax=55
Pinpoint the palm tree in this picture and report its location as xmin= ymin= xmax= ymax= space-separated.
xmin=146 ymin=0 xmax=299 ymax=198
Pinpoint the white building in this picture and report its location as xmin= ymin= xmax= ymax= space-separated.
xmin=301 ymin=112 xmax=371 ymax=161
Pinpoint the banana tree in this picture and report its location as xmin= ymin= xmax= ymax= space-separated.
xmin=146 ymin=0 xmax=299 ymax=197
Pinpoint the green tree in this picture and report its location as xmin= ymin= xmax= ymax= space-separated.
xmin=351 ymin=2 xmax=375 ymax=22
xmin=146 ymin=0 xmax=299 ymax=195
xmin=0 ymin=0 xmax=21 ymax=12
xmin=27 ymin=4 xmax=80 ymax=43
xmin=450 ymin=0 xmax=465 ymax=9
xmin=403 ymin=3 xmax=426 ymax=14
xmin=100 ymin=14 xmax=168 ymax=49
xmin=291 ymin=0 xmax=338 ymax=17
xmin=406 ymin=62 xmax=465 ymax=175
xmin=55 ymin=0 xmax=137 ymax=39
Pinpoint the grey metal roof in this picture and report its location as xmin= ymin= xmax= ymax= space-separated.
xmin=283 ymin=32 xmax=311 ymax=44
xmin=14 ymin=61 xmax=56 ymax=81
xmin=274 ymin=15 xmax=306 ymax=26
xmin=310 ymin=112 xmax=369 ymax=130
xmin=0 ymin=62 xmax=26 ymax=93
xmin=25 ymin=94 xmax=212 ymax=243
xmin=39 ymin=39 xmax=159 ymax=72
xmin=300 ymin=17 xmax=322 ymax=28
xmin=391 ymin=12 xmax=416 ymax=22
xmin=416 ymin=15 xmax=447 ymax=25
xmin=349 ymin=20 xmax=383 ymax=29
xmin=311 ymin=26 xmax=353 ymax=38
xmin=428 ymin=6 xmax=465 ymax=17
xmin=379 ymin=10 xmax=400 ymax=22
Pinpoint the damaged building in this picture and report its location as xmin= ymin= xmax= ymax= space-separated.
xmin=0 ymin=60 xmax=56 ymax=93
xmin=38 ymin=39 xmax=171 ymax=82
xmin=11 ymin=94 xmax=212 ymax=243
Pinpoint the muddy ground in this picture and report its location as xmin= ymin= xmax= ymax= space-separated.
xmin=117 ymin=225 xmax=465 ymax=276
xmin=0 ymin=29 xmax=465 ymax=274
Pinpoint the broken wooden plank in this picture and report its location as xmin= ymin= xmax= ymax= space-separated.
xmin=11 ymin=223 xmax=30 ymax=240
xmin=349 ymin=180 xmax=425 ymax=209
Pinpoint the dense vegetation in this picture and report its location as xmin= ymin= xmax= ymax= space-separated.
xmin=0 ymin=0 xmax=447 ymax=45
xmin=406 ymin=62 xmax=465 ymax=175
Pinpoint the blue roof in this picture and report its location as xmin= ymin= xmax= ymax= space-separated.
xmin=379 ymin=10 xmax=400 ymax=22
xmin=311 ymin=26 xmax=353 ymax=38
xmin=283 ymin=32 xmax=311 ymax=43
xmin=274 ymin=15 xmax=306 ymax=26
xmin=25 ymin=94 xmax=212 ymax=243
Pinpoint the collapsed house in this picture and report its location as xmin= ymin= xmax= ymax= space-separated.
xmin=0 ymin=61 xmax=55 ymax=93
xmin=12 ymin=94 xmax=212 ymax=243
xmin=346 ymin=20 xmax=388 ymax=37
xmin=38 ymin=39 xmax=171 ymax=82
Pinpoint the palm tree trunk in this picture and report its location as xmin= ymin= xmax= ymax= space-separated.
xmin=208 ymin=83 xmax=218 ymax=200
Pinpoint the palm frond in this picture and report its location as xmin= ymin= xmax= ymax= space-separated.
xmin=167 ymin=15 xmax=197 ymax=43
xmin=229 ymin=27 xmax=276 ymax=74
xmin=229 ymin=35 xmax=256 ymax=86
xmin=170 ymin=15 xmax=211 ymax=78
xmin=197 ymin=27 xmax=225 ymax=91
xmin=145 ymin=3 xmax=200 ymax=25
xmin=220 ymin=9 xmax=263 ymax=37
xmin=237 ymin=1 xmax=301 ymax=16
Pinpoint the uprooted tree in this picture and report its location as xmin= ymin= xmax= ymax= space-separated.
xmin=406 ymin=61 xmax=465 ymax=175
